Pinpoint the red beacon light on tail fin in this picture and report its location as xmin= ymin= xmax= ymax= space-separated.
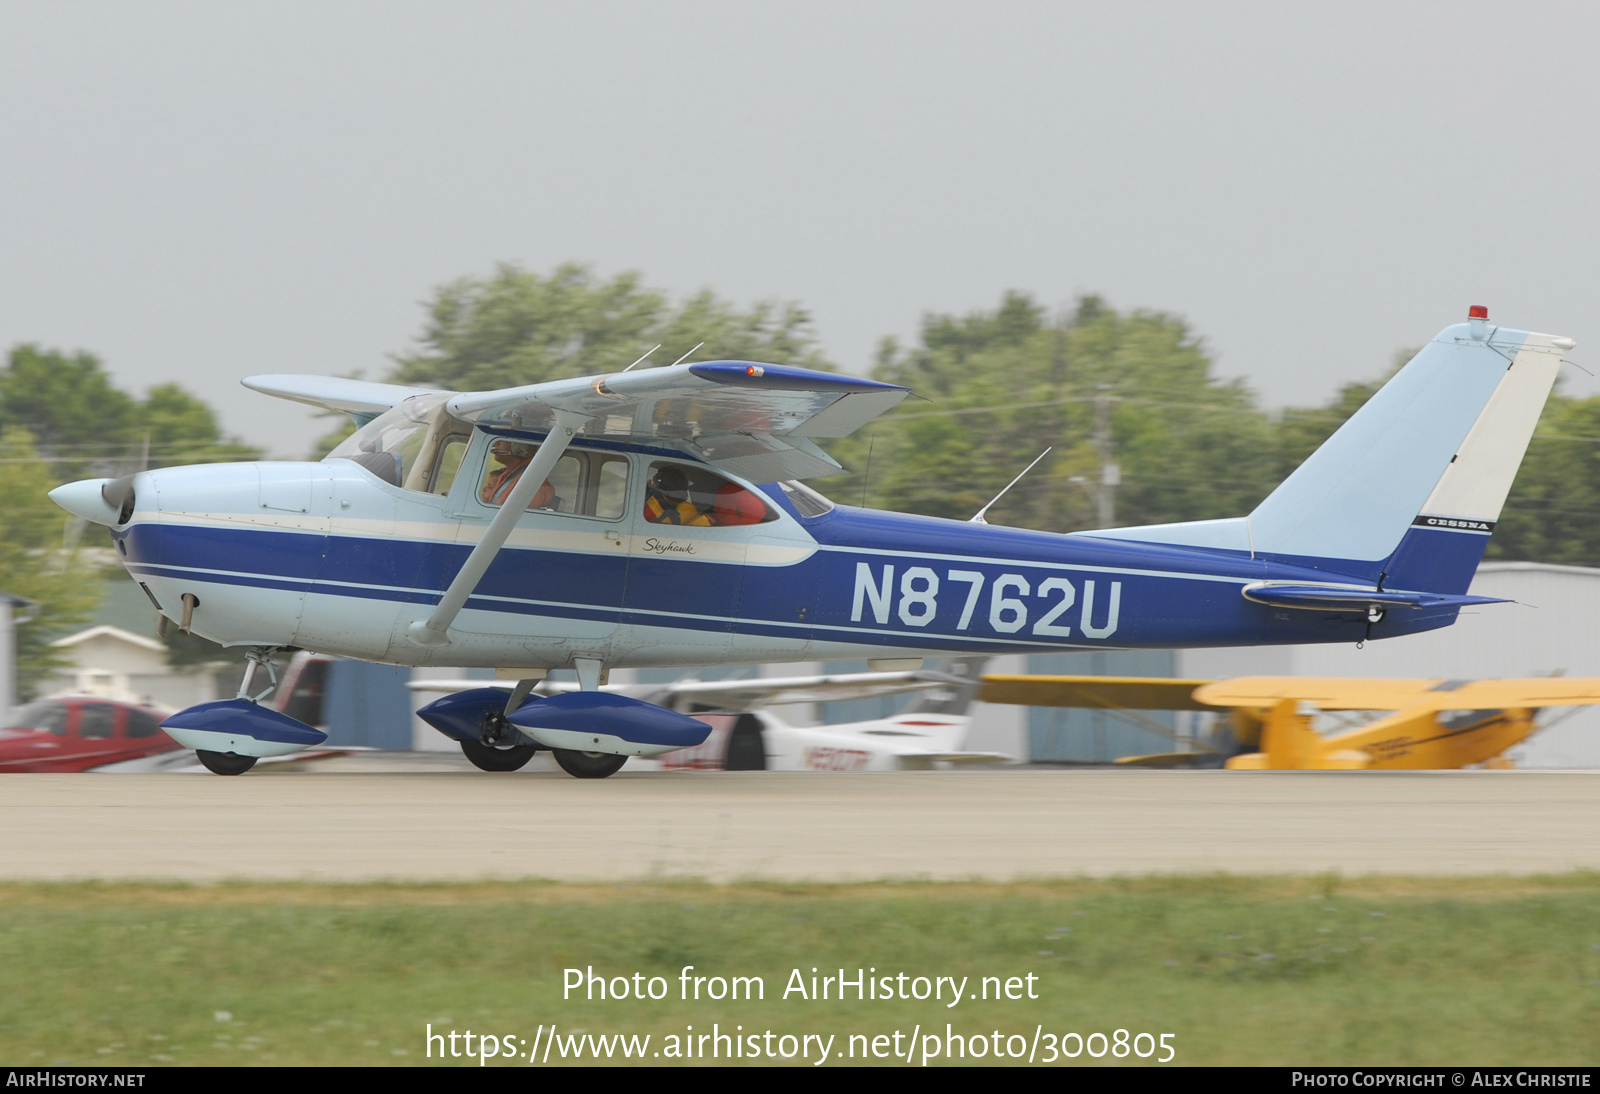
xmin=1469 ymin=305 xmax=1489 ymax=320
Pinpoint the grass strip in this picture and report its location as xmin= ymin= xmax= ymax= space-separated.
xmin=1 ymin=873 xmax=1597 ymax=1066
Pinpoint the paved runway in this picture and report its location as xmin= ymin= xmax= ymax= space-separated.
xmin=2 ymin=763 xmax=1597 ymax=882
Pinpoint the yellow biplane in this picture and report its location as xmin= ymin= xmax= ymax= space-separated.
xmin=977 ymin=674 xmax=1600 ymax=770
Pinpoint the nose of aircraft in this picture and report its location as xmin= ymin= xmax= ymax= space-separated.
xmin=48 ymin=478 xmax=124 ymax=526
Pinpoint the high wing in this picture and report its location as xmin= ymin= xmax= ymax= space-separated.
xmin=242 ymin=375 xmax=446 ymax=425
xmin=1193 ymin=676 xmax=1600 ymax=711
xmin=445 ymin=360 xmax=910 ymax=482
xmin=246 ymin=361 xmax=911 ymax=483
xmin=409 ymin=668 xmax=959 ymax=712
xmin=978 ymin=674 xmax=1217 ymax=711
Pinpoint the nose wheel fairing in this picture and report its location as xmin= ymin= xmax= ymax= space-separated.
xmin=160 ymin=698 xmax=328 ymax=759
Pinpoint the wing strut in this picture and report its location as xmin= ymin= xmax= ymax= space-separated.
xmin=407 ymin=409 xmax=588 ymax=647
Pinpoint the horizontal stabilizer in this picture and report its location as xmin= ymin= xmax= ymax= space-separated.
xmin=1240 ymin=583 xmax=1508 ymax=612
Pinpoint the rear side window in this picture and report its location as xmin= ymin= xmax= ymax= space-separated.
xmin=644 ymin=462 xmax=776 ymax=527
xmin=778 ymin=480 xmax=835 ymax=517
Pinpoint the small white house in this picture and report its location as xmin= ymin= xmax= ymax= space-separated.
xmin=46 ymin=624 xmax=219 ymax=713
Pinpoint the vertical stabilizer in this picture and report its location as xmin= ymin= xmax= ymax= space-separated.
xmin=1073 ymin=311 xmax=1572 ymax=591
xmin=1247 ymin=316 xmax=1570 ymax=563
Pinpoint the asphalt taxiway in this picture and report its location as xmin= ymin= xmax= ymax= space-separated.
xmin=1 ymin=761 xmax=1596 ymax=882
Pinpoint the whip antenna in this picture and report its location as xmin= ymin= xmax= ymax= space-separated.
xmin=970 ymin=447 xmax=1052 ymax=525
xmin=622 ymin=345 xmax=661 ymax=372
xmin=669 ymin=342 xmax=705 ymax=367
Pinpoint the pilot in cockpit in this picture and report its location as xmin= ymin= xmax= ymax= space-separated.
xmin=481 ymin=441 xmax=556 ymax=509
xmin=643 ymin=464 xmax=711 ymax=526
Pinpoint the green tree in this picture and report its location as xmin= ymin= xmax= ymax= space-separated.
xmin=137 ymin=382 xmax=260 ymax=469
xmin=827 ymin=293 xmax=1279 ymax=533
xmin=0 ymin=429 xmax=102 ymax=697
xmin=0 ymin=346 xmax=259 ymax=479
xmin=390 ymin=262 xmax=831 ymax=390
xmin=1486 ymin=394 xmax=1600 ymax=566
xmin=0 ymin=346 xmax=139 ymax=479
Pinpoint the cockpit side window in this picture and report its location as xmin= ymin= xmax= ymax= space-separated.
xmin=644 ymin=462 xmax=776 ymax=527
xmin=478 ymin=439 xmax=630 ymax=520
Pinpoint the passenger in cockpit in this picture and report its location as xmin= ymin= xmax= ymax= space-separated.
xmin=481 ymin=441 xmax=555 ymax=509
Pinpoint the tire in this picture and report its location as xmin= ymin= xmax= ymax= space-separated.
xmin=197 ymin=750 xmax=257 ymax=776
xmin=461 ymin=739 xmax=537 ymax=772
xmin=551 ymin=749 xmax=627 ymax=779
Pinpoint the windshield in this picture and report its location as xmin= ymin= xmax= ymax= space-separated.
xmin=325 ymin=394 xmax=463 ymax=492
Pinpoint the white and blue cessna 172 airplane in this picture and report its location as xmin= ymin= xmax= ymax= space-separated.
xmin=48 ymin=307 xmax=1574 ymax=777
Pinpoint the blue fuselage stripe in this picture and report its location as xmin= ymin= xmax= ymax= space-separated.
xmin=117 ymin=507 xmax=1462 ymax=651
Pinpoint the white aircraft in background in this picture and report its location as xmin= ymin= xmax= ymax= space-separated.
xmin=408 ymin=657 xmax=1009 ymax=772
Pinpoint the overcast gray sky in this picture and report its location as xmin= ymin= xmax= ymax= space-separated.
xmin=2 ymin=2 xmax=1596 ymax=457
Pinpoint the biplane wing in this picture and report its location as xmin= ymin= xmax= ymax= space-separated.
xmin=1193 ymin=676 xmax=1600 ymax=711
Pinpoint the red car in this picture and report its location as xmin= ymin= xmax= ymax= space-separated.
xmin=0 ymin=697 xmax=183 ymax=772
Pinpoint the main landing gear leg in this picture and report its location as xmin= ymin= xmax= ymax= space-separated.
xmin=460 ymin=678 xmax=538 ymax=772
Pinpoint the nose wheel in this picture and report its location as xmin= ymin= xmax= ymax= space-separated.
xmin=196 ymin=750 xmax=257 ymax=776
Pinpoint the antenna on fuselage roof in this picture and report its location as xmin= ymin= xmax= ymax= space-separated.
xmin=622 ymin=345 xmax=662 ymax=372
xmin=970 ymin=447 xmax=1053 ymax=525
xmin=669 ymin=342 xmax=705 ymax=367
